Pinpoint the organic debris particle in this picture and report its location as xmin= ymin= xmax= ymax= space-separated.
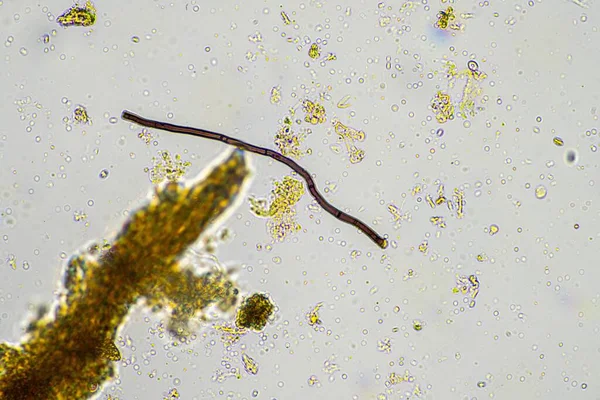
xmin=212 ymin=368 xmax=242 ymax=383
xmin=435 ymin=6 xmax=455 ymax=29
xmin=412 ymin=184 xmax=423 ymax=196
xmin=457 ymin=71 xmax=487 ymax=118
xmin=337 ymin=95 xmax=352 ymax=109
xmin=388 ymin=203 xmax=411 ymax=228
xmin=214 ymin=323 xmax=247 ymax=346
xmin=274 ymin=124 xmax=308 ymax=159
xmin=569 ymin=0 xmax=589 ymax=7
xmin=332 ymin=119 xmax=366 ymax=163
xmin=307 ymin=375 xmax=320 ymax=386
xmin=453 ymin=274 xmax=480 ymax=300
xmin=323 ymin=356 xmax=340 ymax=375
xmin=87 ymin=239 xmax=111 ymax=256
xmin=476 ymin=253 xmax=488 ymax=262
xmin=248 ymin=31 xmax=263 ymax=43
xmin=235 ymin=292 xmax=275 ymax=331
xmin=73 ymin=211 xmax=87 ymax=222
xmin=388 ymin=371 xmax=414 ymax=386
xmin=270 ymin=85 xmax=282 ymax=104
xmin=442 ymin=60 xmax=487 ymax=119
xmin=137 ymin=128 xmax=154 ymax=145
xmin=435 ymin=184 xmax=447 ymax=205
xmin=324 ymin=52 xmax=337 ymax=61
xmin=0 ymin=149 xmax=250 ymax=399
xmin=489 ymin=224 xmax=499 ymax=236
xmin=403 ymin=269 xmax=416 ymax=281
xmin=435 ymin=6 xmax=464 ymax=31
xmin=413 ymin=320 xmax=424 ymax=331
xmin=453 ymin=188 xmax=465 ymax=218
xmin=307 ymin=302 xmax=324 ymax=326
xmin=303 ymin=99 xmax=327 ymax=124
xmin=146 ymin=150 xmax=191 ymax=184
xmin=418 ymin=240 xmax=428 ymax=254
xmin=431 ymin=91 xmax=454 ymax=123
xmin=249 ymin=176 xmax=305 ymax=242
xmin=426 ymin=194 xmax=436 ymax=208
xmin=377 ymin=337 xmax=392 ymax=353
xmin=242 ymin=353 xmax=259 ymax=375
xmin=164 ymin=388 xmax=180 ymax=399
xmin=280 ymin=11 xmax=293 ymax=25
xmin=7 ymin=254 xmax=17 ymax=270
xmin=57 ymin=0 xmax=97 ymax=27
xmin=308 ymin=43 xmax=321 ymax=59
xmin=73 ymin=105 xmax=92 ymax=124
xmin=553 ymin=136 xmax=565 ymax=146
xmin=430 ymin=216 xmax=446 ymax=228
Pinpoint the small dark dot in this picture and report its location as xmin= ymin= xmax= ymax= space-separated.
xmin=564 ymin=149 xmax=578 ymax=165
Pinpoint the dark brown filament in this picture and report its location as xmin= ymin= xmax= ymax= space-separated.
xmin=121 ymin=110 xmax=388 ymax=249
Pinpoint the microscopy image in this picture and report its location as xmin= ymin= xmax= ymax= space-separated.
xmin=0 ymin=0 xmax=598 ymax=399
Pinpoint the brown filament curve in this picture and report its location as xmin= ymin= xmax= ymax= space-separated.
xmin=121 ymin=110 xmax=388 ymax=249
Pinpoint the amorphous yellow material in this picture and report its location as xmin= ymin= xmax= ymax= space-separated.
xmin=249 ymin=176 xmax=305 ymax=241
xmin=57 ymin=0 xmax=97 ymax=27
xmin=0 ymin=149 xmax=250 ymax=400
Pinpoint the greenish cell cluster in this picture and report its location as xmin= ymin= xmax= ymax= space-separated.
xmin=235 ymin=293 xmax=275 ymax=331
xmin=57 ymin=1 xmax=97 ymax=27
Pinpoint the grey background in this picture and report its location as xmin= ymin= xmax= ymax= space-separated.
xmin=0 ymin=0 xmax=599 ymax=399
